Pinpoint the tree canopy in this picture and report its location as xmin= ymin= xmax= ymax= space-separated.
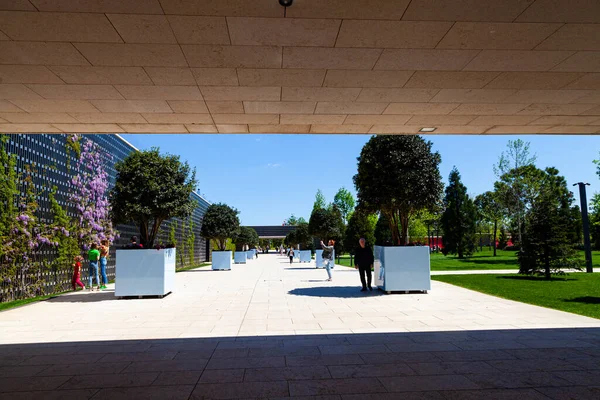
xmin=200 ymin=203 xmax=240 ymax=251
xmin=308 ymin=205 xmax=344 ymax=253
xmin=474 ymin=191 xmax=504 ymax=256
xmin=441 ymin=167 xmax=477 ymax=258
xmin=313 ymin=189 xmax=326 ymax=210
xmin=110 ymin=147 xmax=197 ymax=248
xmin=344 ymin=210 xmax=376 ymax=254
xmin=353 ymin=135 xmax=443 ymax=245
xmin=233 ymin=226 xmax=259 ymax=250
xmin=518 ymin=167 xmax=579 ymax=279
xmin=333 ymin=187 xmax=355 ymax=224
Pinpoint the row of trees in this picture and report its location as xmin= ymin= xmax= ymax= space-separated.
xmin=436 ymin=139 xmax=587 ymax=279
xmin=279 ymin=136 xmax=591 ymax=279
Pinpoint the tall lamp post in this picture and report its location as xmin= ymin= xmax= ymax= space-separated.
xmin=573 ymin=182 xmax=593 ymax=273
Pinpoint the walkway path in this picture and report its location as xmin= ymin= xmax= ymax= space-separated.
xmin=0 ymin=254 xmax=598 ymax=399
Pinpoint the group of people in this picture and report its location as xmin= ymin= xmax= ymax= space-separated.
xmin=71 ymin=239 xmax=110 ymax=292
xmin=319 ymin=238 xmax=374 ymax=291
xmin=285 ymin=238 xmax=375 ymax=291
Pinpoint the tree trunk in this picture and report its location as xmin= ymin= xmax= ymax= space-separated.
xmin=400 ymin=214 xmax=409 ymax=246
xmin=493 ymin=220 xmax=497 ymax=257
xmin=140 ymin=221 xmax=149 ymax=247
xmin=387 ymin=211 xmax=400 ymax=246
xmin=544 ymin=244 xmax=550 ymax=280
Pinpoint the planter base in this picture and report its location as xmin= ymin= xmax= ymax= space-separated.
xmin=117 ymin=292 xmax=172 ymax=300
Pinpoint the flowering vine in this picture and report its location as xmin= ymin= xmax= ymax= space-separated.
xmin=1 ymin=166 xmax=57 ymax=300
xmin=68 ymin=135 xmax=118 ymax=251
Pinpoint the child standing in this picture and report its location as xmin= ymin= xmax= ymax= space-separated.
xmin=71 ymin=255 xmax=85 ymax=291
xmin=88 ymin=243 xmax=101 ymax=291
xmin=99 ymin=239 xmax=109 ymax=290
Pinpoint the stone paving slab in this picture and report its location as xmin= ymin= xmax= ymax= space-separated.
xmin=0 ymin=253 xmax=598 ymax=398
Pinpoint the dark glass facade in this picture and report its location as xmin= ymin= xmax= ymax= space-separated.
xmin=1 ymin=133 xmax=210 ymax=301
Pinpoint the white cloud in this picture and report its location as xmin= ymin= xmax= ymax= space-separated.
xmin=267 ymin=163 xmax=281 ymax=168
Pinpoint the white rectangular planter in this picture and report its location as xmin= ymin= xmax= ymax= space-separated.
xmin=115 ymin=248 xmax=175 ymax=297
xmin=315 ymin=249 xmax=335 ymax=269
xmin=212 ymin=251 xmax=232 ymax=270
xmin=374 ymin=246 xmax=430 ymax=293
xmin=234 ymin=251 xmax=247 ymax=264
xmin=246 ymin=250 xmax=255 ymax=260
xmin=299 ymin=250 xmax=312 ymax=263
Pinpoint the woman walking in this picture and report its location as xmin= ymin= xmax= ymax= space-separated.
xmin=99 ymin=239 xmax=109 ymax=290
xmin=320 ymin=240 xmax=335 ymax=282
xmin=289 ymin=247 xmax=294 ymax=264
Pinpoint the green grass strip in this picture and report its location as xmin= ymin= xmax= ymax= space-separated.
xmin=432 ymin=273 xmax=600 ymax=320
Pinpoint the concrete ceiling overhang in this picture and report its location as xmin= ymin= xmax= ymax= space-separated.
xmin=0 ymin=0 xmax=599 ymax=134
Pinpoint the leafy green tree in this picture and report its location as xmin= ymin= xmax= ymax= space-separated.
xmin=354 ymin=135 xmax=443 ymax=245
xmin=200 ymin=203 xmax=240 ymax=251
xmin=518 ymin=167 xmax=579 ymax=279
xmin=333 ymin=187 xmax=355 ymax=224
xmin=475 ymin=191 xmax=504 ymax=256
xmin=407 ymin=211 xmax=428 ymax=243
xmin=285 ymin=230 xmax=297 ymax=247
xmin=374 ymin=213 xmax=392 ymax=246
xmin=297 ymin=216 xmax=307 ymax=224
xmin=441 ymin=167 xmax=477 ymax=258
xmin=313 ymin=189 xmax=326 ymax=210
xmin=344 ymin=210 xmax=376 ymax=254
xmin=308 ymin=206 xmax=344 ymax=254
xmin=285 ymin=214 xmax=298 ymax=226
xmin=294 ymin=222 xmax=312 ymax=250
xmin=567 ymin=205 xmax=583 ymax=245
xmin=494 ymin=164 xmax=544 ymax=247
xmin=493 ymin=140 xmax=538 ymax=247
xmin=498 ymin=227 xmax=508 ymax=249
xmin=110 ymin=148 xmax=198 ymax=248
xmin=233 ymin=226 xmax=259 ymax=250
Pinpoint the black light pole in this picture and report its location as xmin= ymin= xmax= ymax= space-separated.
xmin=573 ymin=182 xmax=593 ymax=273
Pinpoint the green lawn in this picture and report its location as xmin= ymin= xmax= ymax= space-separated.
xmin=337 ymin=250 xmax=600 ymax=272
xmin=432 ymin=273 xmax=600 ymax=320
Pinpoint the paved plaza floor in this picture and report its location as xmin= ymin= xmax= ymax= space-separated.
xmin=0 ymin=254 xmax=599 ymax=399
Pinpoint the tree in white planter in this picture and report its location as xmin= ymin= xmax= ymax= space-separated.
xmin=200 ymin=203 xmax=240 ymax=251
xmin=110 ymin=148 xmax=197 ymax=248
xmin=233 ymin=226 xmax=258 ymax=251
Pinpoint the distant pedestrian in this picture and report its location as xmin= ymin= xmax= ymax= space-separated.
xmin=289 ymin=248 xmax=294 ymax=264
xmin=88 ymin=243 xmax=101 ymax=291
xmin=355 ymin=238 xmax=374 ymax=292
xmin=99 ymin=239 xmax=109 ymax=290
xmin=71 ymin=255 xmax=85 ymax=291
xmin=320 ymin=240 xmax=335 ymax=282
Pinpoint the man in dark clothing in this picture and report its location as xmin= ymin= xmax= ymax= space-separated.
xmin=354 ymin=238 xmax=374 ymax=292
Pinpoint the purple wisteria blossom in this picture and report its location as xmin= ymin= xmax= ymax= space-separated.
xmin=68 ymin=135 xmax=118 ymax=249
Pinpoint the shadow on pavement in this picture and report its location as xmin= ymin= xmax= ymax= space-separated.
xmin=1 ymin=328 xmax=599 ymax=398
xmin=288 ymin=286 xmax=386 ymax=298
xmin=46 ymin=290 xmax=117 ymax=303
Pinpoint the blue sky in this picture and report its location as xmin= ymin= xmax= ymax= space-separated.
xmin=120 ymin=134 xmax=600 ymax=226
